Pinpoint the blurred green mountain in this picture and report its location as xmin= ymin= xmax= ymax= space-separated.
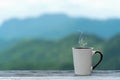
xmin=0 ymin=14 xmax=120 ymax=39
xmin=102 ymin=34 xmax=120 ymax=70
xmin=1 ymin=33 xmax=120 ymax=70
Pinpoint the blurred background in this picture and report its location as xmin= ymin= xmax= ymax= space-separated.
xmin=0 ymin=0 xmax=120 ymax=70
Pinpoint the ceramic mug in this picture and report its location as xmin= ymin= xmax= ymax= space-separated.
xmin=72 ymin=47 xmax=103 ymax=75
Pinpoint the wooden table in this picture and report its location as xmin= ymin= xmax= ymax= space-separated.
xmin=0 ymin=70 xmax=119 ymax=80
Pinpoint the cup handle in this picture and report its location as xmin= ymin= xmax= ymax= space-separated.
xmin=93 ymin=51 xmax=103 ymax=70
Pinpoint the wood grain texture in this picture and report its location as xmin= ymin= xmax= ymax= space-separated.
xmin=0 ymin=70 xmax=119 ymax=80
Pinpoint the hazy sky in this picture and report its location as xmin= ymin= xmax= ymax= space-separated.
xmin=0 ymin=0 xmax=120 ymax=24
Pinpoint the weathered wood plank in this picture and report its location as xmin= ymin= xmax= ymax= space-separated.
xmin=0 ymin=70 xmax=119 ymax=80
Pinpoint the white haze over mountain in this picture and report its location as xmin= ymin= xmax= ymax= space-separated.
xmin=0 ymin=0 xmax=120 ymax=25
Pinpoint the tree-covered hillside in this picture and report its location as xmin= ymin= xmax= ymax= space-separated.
xmin=1 ymin=33 xmax=119 ymax=70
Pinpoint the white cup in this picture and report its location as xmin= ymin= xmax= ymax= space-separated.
xmin=72 ymin=47 xmax=103 ymax=76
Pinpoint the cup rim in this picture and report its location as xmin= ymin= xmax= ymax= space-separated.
xmin=72 ymin=47 xmax=93 ymax=49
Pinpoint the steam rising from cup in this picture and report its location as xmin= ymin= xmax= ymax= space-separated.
xmin=78 ymin=32 xmax=88 ymax=47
